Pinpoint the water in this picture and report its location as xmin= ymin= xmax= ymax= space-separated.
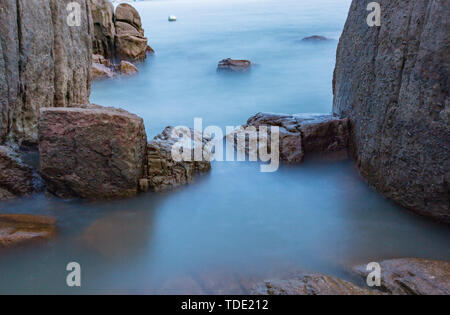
xmin=1 ymin=0 xmax=449 ymax=294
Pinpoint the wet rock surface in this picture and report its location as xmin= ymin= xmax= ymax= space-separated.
xmin=0 ymin=214 xmax=56 ymax=248
xmin=0 ymin=146 xmax=38 ymax=200
xmin=38 ymin=104 xmax=147 ymax=199
xmin=0 ymin=0 xmax=93 ymax=144
xmin=237 ymin=112 xmax=349 ymax=163
xmin=252 ymin=273 xmax=376 ymax=295
xmin=218 ymin=59 xmax=252 ymax=72
xmin=302 ymin=35 xmax=329 ymax=41
xmin=140 ymin=126 xmax=212 ymax=192
xmin=333 ymin=0 xmax=450 ymax=222
xmin=354 ymin=258 xmax=450 ymax=295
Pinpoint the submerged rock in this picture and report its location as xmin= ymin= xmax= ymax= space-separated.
xmin=218 ymin=58 xmax=252 ymax=72
xmin=252 ymin=274 xmax=376 ymax=295
xmin=354 ymin=258 xmax=450 ymax=295
xmin=140 ymin=126 xmax=211 ymax=192
xmin=302 ymin=35 xmax=329 ymax=41
xmin=0 ymin=146 xmax=37 ymax=200
xmin=38 ymin=104 xmax=147 ymax=199
xmin=333 ymin=0 xmax=450 ymax=222
xmin=0 ymin=214 xmax=56 ymax=248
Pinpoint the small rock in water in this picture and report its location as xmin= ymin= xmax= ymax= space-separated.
xmin=168 ymin=15 xmax=177 ymax=22
xmin=302 ymin=35 xmax=329 ymax=41
xmin=217 ymin=58 xmax=252 ymax=72
xmin=120 ymin=60 xmax=139 ymax=76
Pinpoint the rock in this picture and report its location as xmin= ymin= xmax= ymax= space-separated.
xmin=141 ymin=126 xmax=211 ymax=192
xmin=92 ymin=62 xmax=116 ymax=79
xmin=217 ymin=58 xmax=252 ymax=72
xmin=252 ymin=274 xmax=376 ymax=295
xmin=238 ymin=112 xmax=349 ymax=163
xmin=38 ymin=104 xmax=147 ymax=199
xmin=0 ymin=0 xmax=93 ymax=144
xmin=115 ymin=3 xmax=142 ymax=30
xmin=354 ymin=258 xmax=450 ymax=295
xmin=146 ymin=45 xmax=155 ymax=55
xmin=333 ymin=0 xmax=450 ymax=222
xmin=93 ymin=54 xmax=111 ymax=67
xmin=120 ymin=60 xmax=139 ymax=76
xmin=114 ymin=4 xmax=148 ymax=61
xmin=90 ymin=0 xmax=116 ymax=59
xmin=0 ymin=214 xmax=56 ymax=248
xmin=302 ymin=35 xmax=329 ymax=41
xmin=0 ymin=146 xmax=37 ymax=200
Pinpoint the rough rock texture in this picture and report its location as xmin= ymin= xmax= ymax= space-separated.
xmin=218 ymin=59 xmax=252 ymax=72
xmin=0 ymin=214 xmax=56 ymax=247
xmin=333 ymin=0 xmax=450 ymax=222
xmin=114 ymin=3 xmax=148 ymax=62
xmin=38 ymin=104 xmax=147 ymax=199
xmin=354 ymin=258 xmax=450 ymax=295
xmin=0 ymin=0 xmax=93 ymax=144
xmin=140 ymin=126 xmax=211 ymax=192
xmin=0 ymin=146 xmax=37 ymax=200
xmin=252 ymin=274 xmax=376 ymax=295
xmin=92 ymin=62 xmax=116 ymax=79
xmin=238 ymin=112 xmax=349 ymax=163
xmin=90 ymin=0 xmax=115 ymax=59
xmin=120 ymin=60 xmax=139 ymax=76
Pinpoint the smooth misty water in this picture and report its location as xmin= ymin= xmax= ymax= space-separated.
xmin=1 ymin=0 xmax=449 ymax=294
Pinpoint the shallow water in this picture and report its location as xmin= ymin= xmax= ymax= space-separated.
xmin=1 ymin=0 xmax=449 ymax=294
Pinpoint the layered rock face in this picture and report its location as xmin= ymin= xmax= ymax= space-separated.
xmin=141 ymin=126 xmax=212 ymax=192
xmin=237 ymin=112 xmax=349 ymax=163
xmin=0 ymin=0 xmax=93 ymax=144
xmin=90 ymin=0 xmax=149 ymax=62
xmin=38 ymin=104 xmax=147 ymax=199
xmin=333 ymin=0 xmax=449 ymax=221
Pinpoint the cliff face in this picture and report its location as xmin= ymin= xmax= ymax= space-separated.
xmin=0 ymin=0 xmax=93 ymax=145
xmin=333 ymin=0 xmax=449 ymax=221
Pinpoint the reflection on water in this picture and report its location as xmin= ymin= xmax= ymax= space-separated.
xmin=0 ymin=0 xmax=449 ymax=294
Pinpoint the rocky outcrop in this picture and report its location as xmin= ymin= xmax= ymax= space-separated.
xmin=120 ymin=60 xmax=139 ymax=76
xmin=252 ymin=274 xmax=376 ymax=295
xmin=90 ymin=0 xmax=115 ymax=60
xmin=333 ymin=0 xmax=449 ymax=222
xmin=0 ymin=0 xmax=93 ymax=145
xmin=0 ymin=146 xmax=38 ymax=200
xmin=354 ymin=258 xmax=450 ymax=295
xmin=140 ymin=126 xmax=211 ymax=192
xmin=90 ymin=0 xmax=149 ymax=62
xmin=218 ymin=59 xmax=252 ymax=72
xmin=0 ymin=214 xmax=56 ymax=247
xmin=38 ymin=104 xmax=147 ymax=199
xmin=236 ymin=112 xmax=349 ymax=163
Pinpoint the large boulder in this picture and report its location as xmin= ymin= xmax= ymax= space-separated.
xmin=114 ymin=3 xmax=148 ymax=61
xmin=0 ymin=146 xmax=37 ymax=200
xmin=252 ymin=274 xmax=376 ymax=295
xmin=354 ymin=258 xmax=450 ymax=295
xmin=0 ymin=0 xmax=93 ymax=144
xmin=333 ymin=0 xmax=449 ymax=222
xmin=0 ymin=214 xmax=56 ymax=248
xmin=140 ymin=126 xmax=211 ymax=192
xmin=238 ymin=112 xmax=349 ymax=163
xmin=90 ymin=0 xmax=116 ymax=59
xmin=38 ymin=104 xmax=147 ymax=199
